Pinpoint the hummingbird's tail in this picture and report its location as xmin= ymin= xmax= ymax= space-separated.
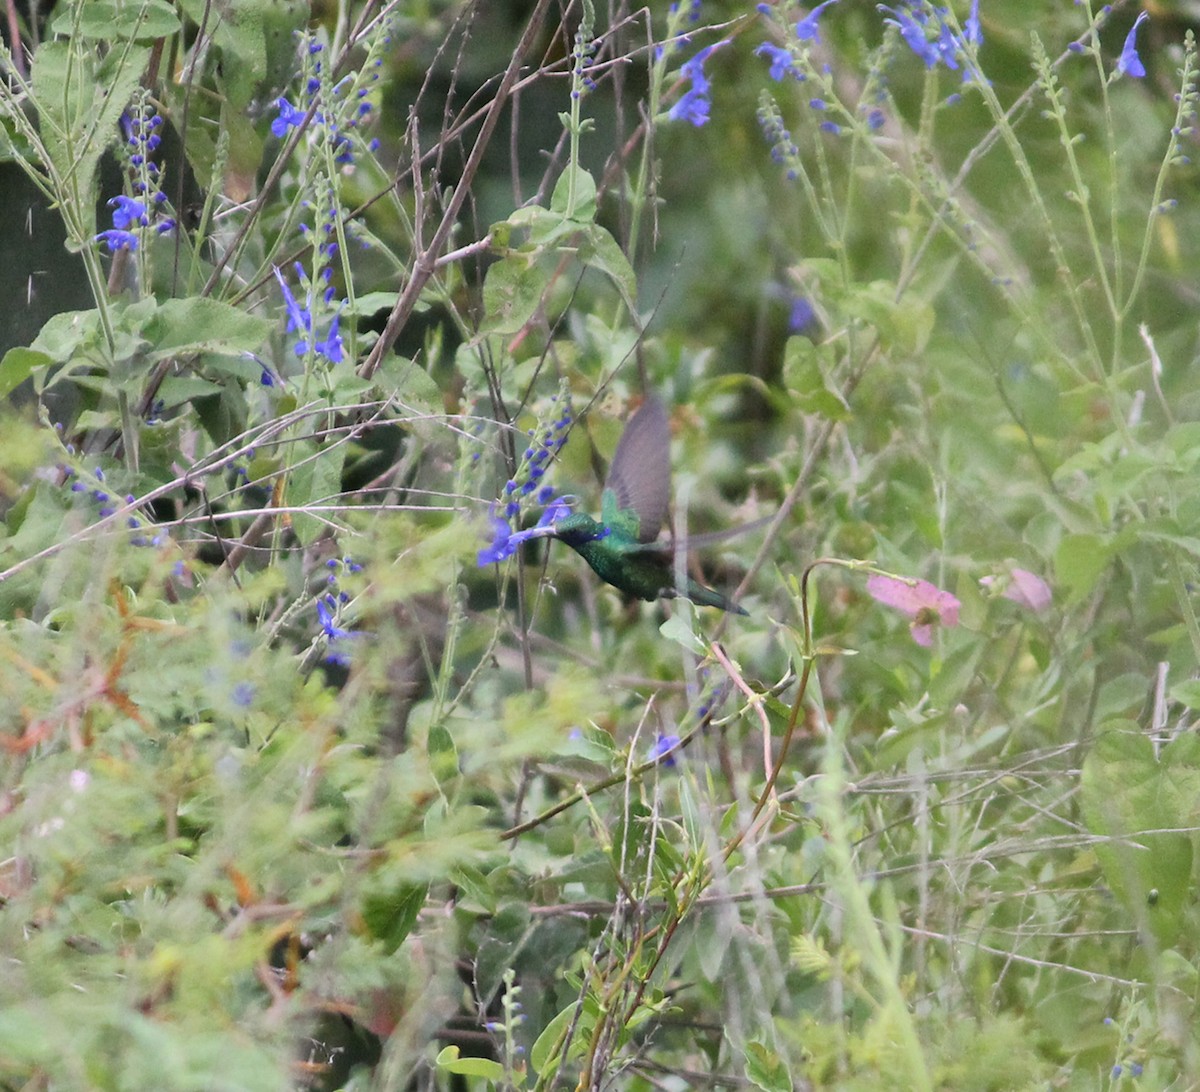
xmin=681 ymin=580 xmax=749 ymax=616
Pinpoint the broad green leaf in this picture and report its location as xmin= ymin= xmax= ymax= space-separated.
xmin=0 ymin=348 xmax=52 ymax=398
xmin=50 ymin=0 xmax=180 ymax=40
xmin=1053 ymin=532 xmax=1111 ymax=601
xmin=155 ymin=375 xmax=227 ymax=408
xmin=1169 ymin=679 xmax=1200 ymax=710
xmin=142 ymin=297 xmax=273 ymax=359
xmin=377 ymin=357 xmax=442 ymax=414
xmin=660 ymin=611 xmax=705 ymax=654
xmin=579 ymin=224 xmax=637 ymax=310
xmin=507 ymin=205 xmax=580 ymax=247
xmin=478 ymin=256 xmax=549 ymax=337
xmin=550 ymin=164 xmax=597 ymax=222
xmin=360 ymin=882 xmax=427 ymax=954
xmin=31 ymin=39 xmax=150 ymax=241
xmin=448 ymin=863 xmax=497 ymax=915
xmin=1080 ymin=726 xmax=1195 ymax=948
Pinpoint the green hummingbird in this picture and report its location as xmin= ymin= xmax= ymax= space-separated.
xmin=502 ymin=397 xmax=751 ymax=615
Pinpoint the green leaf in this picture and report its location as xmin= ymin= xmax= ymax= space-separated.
xmin=1080 ymin=726 xmax=1196 ymax=948
xmin=783 ymin=338 xmax=849 ymax=421
xmin=434 ymin=1045 xmax=505 ymax=1080
xmin=31 ymin=40 xmax=150 ymax=241
xmin=288 ymin=440 xmax=346 ymax=547
xmin=1169 ymin=679 xmax=1200 ymax=710
xmin=448 ymin=863 xmax=497 ymax=915
xmin=505 ymin=205 xmax=578 ymax=248
xmin=579 ymin=225 xmax=637 ymax=310
xmin=427 ymin=723 xmax=459 ymax=785
xmin=142 ymin=297 xmax=273 ymax=360
xmin=30 ymin=308 xmax=104 ymax=362
xmin=179 ymin=0 xmax=270 ymax=110
xmin=1053 ymin=532 xmax=1112 ymax=601
xmin=376 ymin=357 xmax=442 ymax=414
xmin=50 ymin=0 xmax=180 ymax=40
xmin=745 ymin=1038 xmax=793 ymax=1092
xmin=478 ymin=256 xmax=549 ymax=337
xmin=530 ymin=1001 xmax=581 ymax=1077
xmin=155 ymin=376 xmax=227 ymax=408
xmin=360 ymin=883 xmax=428 ymax=954
xmin=659 ymin=611 xmax=705 ymax=654
xmin=550 ymin=164 xmax=597 ymax=222
xmin=0 ymin=348 xmax=51 ymax=398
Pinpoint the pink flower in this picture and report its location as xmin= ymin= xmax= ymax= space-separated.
xmin=866 ymin=574 xmax=960 ymax=647
xmin=980 ymin=568 xmax=1051 ymax=613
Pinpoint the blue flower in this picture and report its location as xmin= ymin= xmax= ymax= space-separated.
xmin=880 ymin=5 xmax=939 ymax=68
xmin=477 ymin=496 xmax=572 ymax=567
xmin=314 ymin=311 xmax=344 ymax=363
xmin=934 ymin=19 xmax=960 ymax=69
xmin=317 ymin=595 xmax=354 ymax=640
xmin=316 ymin=594 xmax=363 ymax=665
xmin=274 ymin=266 xmax=316 ymax=354
xmin=667 ymin=40 xmax=726 ymax=126
xmin=479 ymin=514 xmax=518 ymax=566
xmin=650 ymin=733 xmax=682 ymax=766
xmin=540 ymin=495 xmax=572 ymax=525
xmin=96 ymin=229 xmax=139 ymax=252
xmin=796 ymin=0 xmax=839 ymax=43
xmin=964 ymin=0 xmax=982 ymax=47
xmin=232 ymin=682 xmax=255 ymax=708
xmin=275 ymin=267 xmax=311 ymax=334
xmin=1117 ymin=12 xmax=1148 ymax=78
xmin=788 ymin=296 xmax=821 ymax=339
xmin=109 ymin=195 xmax=148 ymax=228
xmin=668 ymin=89 xmax=711 ymax=126
xmin=271 ymin=97 xmax=306 ymax=137
xmin=755 ymin=42 xmax=799 ymax=81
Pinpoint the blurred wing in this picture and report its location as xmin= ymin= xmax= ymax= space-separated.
xmin=616 ymin=514 xmax=775 ymax=555
xmin=603 ymin=396 xmax=671 ymax=544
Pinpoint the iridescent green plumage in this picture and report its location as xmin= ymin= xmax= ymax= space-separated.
xmin=529 ymin=398 xmax=749 ymax=615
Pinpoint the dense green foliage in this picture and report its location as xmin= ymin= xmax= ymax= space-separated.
xmin=2 ymin=0 xmax=1200 ymax=1088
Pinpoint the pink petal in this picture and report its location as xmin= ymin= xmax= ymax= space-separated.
xmin=910 ymin=622 xmax=935 ymax=647
xmin=937 ymin=593 xmax=960 ymax=627
xmin=867 ymin=574 xmax=959 ymax=622
xmin=866 ymin=574 xmax=924 ymax=616
xmin=1005 ymin=568 xmax=1051 ymax=612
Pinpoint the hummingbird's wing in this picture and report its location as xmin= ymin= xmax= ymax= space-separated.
xmin=601 ymin=396 xmax=671 ymax=544
xmin=615 ymin=514 xmax=776 ymax=556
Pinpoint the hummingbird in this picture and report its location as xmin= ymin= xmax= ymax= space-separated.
xmin=489 ymin=397 xmax=751 ymax=615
